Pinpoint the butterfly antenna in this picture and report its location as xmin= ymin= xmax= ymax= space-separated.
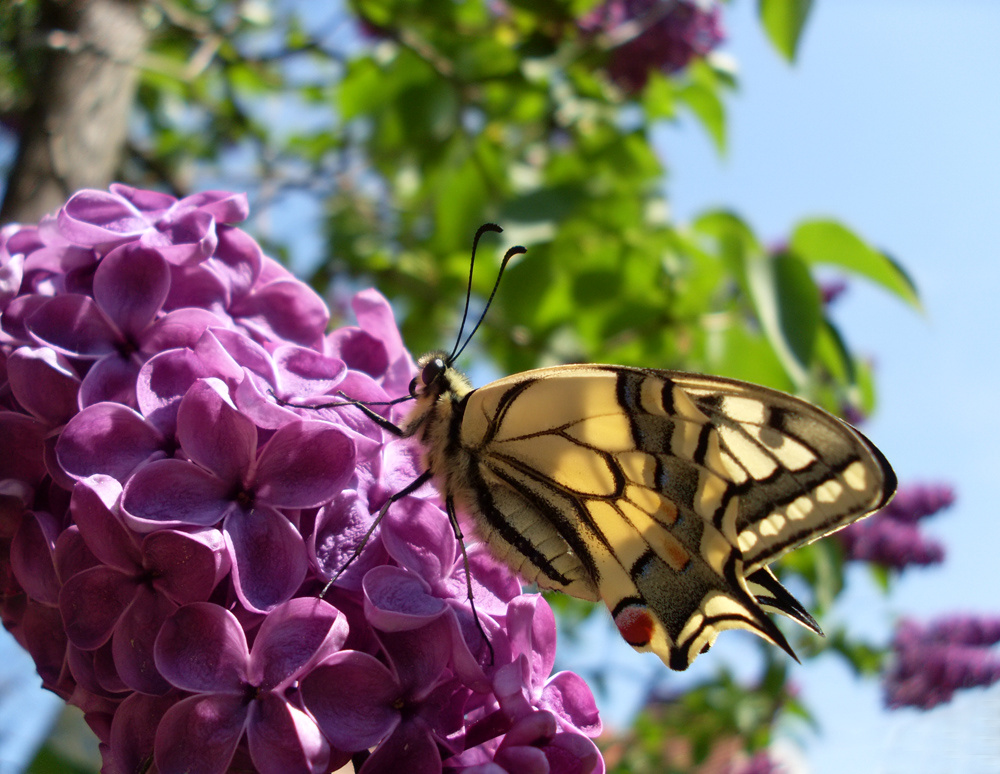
xmin=449 ymin=223 xmax=504 ymax=362
xmin=451 ymin=242 xmax=526 ymax=363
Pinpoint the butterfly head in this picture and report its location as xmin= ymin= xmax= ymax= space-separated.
xmin=410 ymin=351 xmax=473 ymax=403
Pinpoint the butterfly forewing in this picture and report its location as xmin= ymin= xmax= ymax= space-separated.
xmin=427 ymin=363 xmax=894 ymax=670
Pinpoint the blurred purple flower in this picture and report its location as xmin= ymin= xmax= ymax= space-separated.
xmin=582 ymin=0 xmax=725 ymax=92
xmin=885 ymin=616 xmax=1000 ymax=709
xmin=0 ymin=184 xmax=602 ymax=774
xmin=839 ymin=483 xmax=953 ymax=570
xmin=726 ymin=751 xmax=784 ymax=774
xmin=820 ymin=278 xmax=848 ymax=306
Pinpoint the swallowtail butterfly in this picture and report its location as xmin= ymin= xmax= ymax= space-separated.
xmin=340 ymin=225 xmax=896 ymax=670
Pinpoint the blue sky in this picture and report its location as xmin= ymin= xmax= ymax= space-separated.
xmin=2 ymin=2 xmax=999 ymax=772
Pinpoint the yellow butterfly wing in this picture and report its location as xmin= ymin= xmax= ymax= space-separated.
xmin=429 ymin=363 xmax=894 ymax=670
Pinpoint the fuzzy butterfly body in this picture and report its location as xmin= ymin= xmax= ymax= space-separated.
xmin=403 ymin=352 xmax=896 ymax=670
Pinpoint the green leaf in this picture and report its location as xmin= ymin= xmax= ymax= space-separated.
xmin=677 ymin=78 xmax=726 ymax=154
xmin=758 ymin=0 xmax=815 ymax=62
xmin=790 ymin=219 xmax=921 ymax=309
xmin=745 ymin=251 xmax=822 ymax=390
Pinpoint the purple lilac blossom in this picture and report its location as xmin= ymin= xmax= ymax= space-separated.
xmin=884 ymin=616 xmax=1000 ymax=710
xmin=838 ymin=484 xmax=953 ymax=571
xmin=0 ymin=185 xmax=603 ymax=774
xmin=723 ymin=751 xmax=784 ymax=774
xmin=582 ymin=0 xmax=725 ymax=93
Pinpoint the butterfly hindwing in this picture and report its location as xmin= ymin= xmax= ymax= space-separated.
xmin=426 ymin=363 xmax=893 ymax=670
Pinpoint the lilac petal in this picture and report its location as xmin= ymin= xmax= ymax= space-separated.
xmin=448 ymin=547 xmax=521 ymax=618
xmin=65 ymin=642 xmax=107 ymax=696
xmin=234 ymin=370 xmax=302 ymax=430
xmin=445 ymin=602 xmax=506 ymax=693
xmin=0 ymin=250 xmax=24 ymax=308
xmin=144 ymin=528 xmax=229 ymax=604
xmin=59 ymin=565 xmax=136 ymax=649
xmin=311 ymin=489 xmax=388 ymax=592
xmin=326 ymin=327 xmax=388 ymax=381
xmin=23 ymin=243 xmax=95 ymax=275
xmin=209 ymin=225 xmax=261 ymax=298
xmin=300 ymin=650 xmax=400 ymax=751
xmin=502 ymin=710 xmax=557 ymax=749
xmin=155 ymin=693 xmax=248 ymax=774
xmin=378 ymin=617 xmax=452 ymax=700
xmin=543 ymin=732 xmax=603 ymax=774
xmin=203 ymin=326 xmax=274 ymax=382
xmin=272 ymin=345 xmax=347 ymax=398
xmin=231 ymin=278 xmax=329 ymax=348
xmin=69 ymin=475 xmax=141 ymax=571
xmin=247 ymin=693 xmax=332 ymax=774
xmin=363 ymin=565 xmax=448 ymax=631
xmin=110 ymin=692 xmax=181 ymax=774
xmin=154 ymin=602 xmax=250 ymax=692
xmin=121 ymin=458 xmax=234 ymax=531
xmin=77 ymin=352 xmax=142 ymax=408
xmin=113 ymin=585 xmax=176 ymax=694
xmin=494 ymin=656 xmax=534 ymax=721
xmin=363 ymin=716 xmax=442 ymax=774
xmin=253 ymin=421 xmax=355 ymax=508
xmin=21 ymin=601 xmax=69 ymax=690
xmin=1 ymin=293 xmax=48 ymax=343
xmin=176 ymin=378 xmax=256 ymax=483
xmin=382 ymin=498 xmax=456 ymax=588
xmin=225 ymin=505 xmax=308 ymax=612
xmin=0 ymin=411 xmax=47 ymax=485
xmin=109 ymin=183 xmax=177 ymax=216
xmin=541 ymin=672 xmax=602 ymax=736
xmin=58 ymin=189 xmax=150 ymax=248
xmin=10 ymin=509 xmax=62 ymax=604
xmin=142 ymin=307 xmax=228 ymax=354
xmin=53 ymin=524 xmax=100 ymax=586
xmin=27 ymin=294 xmax=119 ymax=357
xmin=496 ymin=744 xmax=549 ymax=774
xmin=350 ymin=289 xmax=415 ymax=394
xmin=136 ymin=348 xmax=214 ymax=437
xmin=56 ymin=402 xmax=167 ymax=482
xmin=178 ymin=191 xmax=250 ymax=225
xmin=142 ymin=206 xmax=217 ymax=265
xmin=507 ymin=595 xmax=557 ymax=688
xmin=249 ymin=597 xmax=348 ymax=691
xmin=6 ymin=346 xmax=81 ymax=424
xmin=164 ymin=261 xmax=229 ymax=312
xmin=87 ymin=639 xmax=131 ymax=695
xmin=375 ymin=439 xmax=429 ymax=495
xmin=93 ymin=242 xmax=170 ymax=335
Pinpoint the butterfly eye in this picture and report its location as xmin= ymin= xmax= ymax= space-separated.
xmin=421 ymin=358 xmax=446 ymax=388
xmin=408 ymin=377 xmax=419 ymax=398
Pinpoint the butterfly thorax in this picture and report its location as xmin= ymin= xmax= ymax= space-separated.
xmin=403 ymin=352 xmax=475 ymax=492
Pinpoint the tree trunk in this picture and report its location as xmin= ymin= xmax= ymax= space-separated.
xmin=0 ymin=0 xmax=149 ymax=224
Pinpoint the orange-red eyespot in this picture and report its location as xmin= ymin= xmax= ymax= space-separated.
xmin=614 ymin=604 xmax=654 ymax=648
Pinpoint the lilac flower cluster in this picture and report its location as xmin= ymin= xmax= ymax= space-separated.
xmin=725 ymin=751 xmax=784 ymax=774
xmin=884 ymin=616 xmax=1000 ymax=710
xmin=582 ymin=0 xmax=725 ymax=92
xmin=838 ymin=484 xmax=953 ymax=571
xmin=0 ymin=185 xmax=603 ymax=773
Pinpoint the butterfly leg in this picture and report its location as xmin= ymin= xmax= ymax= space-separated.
xmin=318 ymin=469 xmax=434 ymax=598
xmin=445 ymin=496 xmax=496 ymax=665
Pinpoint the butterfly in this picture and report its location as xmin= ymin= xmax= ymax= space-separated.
xmin=339 ymin=225 xmax=896 ymax=671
